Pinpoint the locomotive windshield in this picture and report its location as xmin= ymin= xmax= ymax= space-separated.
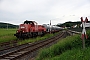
xmin=24 ymin=20 xmax=34 ymax=25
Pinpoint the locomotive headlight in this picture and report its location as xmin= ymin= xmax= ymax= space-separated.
xmin=21 ymin=26 xmax=25 ymax=28
xmin=23 ymin=31 xmax=24 ymax=33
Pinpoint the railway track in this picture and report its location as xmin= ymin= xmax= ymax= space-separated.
xmin=0 ymin=31 xmax=70 ymax=60
xmin=0 ymin=32 xmax=62 ymax=51
xmin=0 ymin=40 xmax=18 ymax=51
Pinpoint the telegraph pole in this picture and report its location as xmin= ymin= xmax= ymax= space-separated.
xmin=50 ymin=20 xmax=51 ymax=33
xmin=7 ymin=23 xmax=8 ymax=30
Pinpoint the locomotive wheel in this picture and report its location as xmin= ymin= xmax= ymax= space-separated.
xmin=31 ymin=32 xmax=34 ymax=38
xmin=31 ymin=32 xmax=38 ymax=38
xmin=27 ymin=33 xmax=32 ymax=38
xmin=41 ymin=31 xmax=45 ymax=37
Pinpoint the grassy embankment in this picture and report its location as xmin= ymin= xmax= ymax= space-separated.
xmin=36 ymin=30 xmax=90 ymax=60
xmin=0 ymin=29 xmax=17 ymax=43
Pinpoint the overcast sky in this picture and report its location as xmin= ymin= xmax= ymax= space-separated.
xmin=0 ymin=0 xmax=90 ymax=25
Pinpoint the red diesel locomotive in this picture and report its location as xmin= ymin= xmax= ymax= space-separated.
xmin=14 ymin=20 xmax=46 ymax=39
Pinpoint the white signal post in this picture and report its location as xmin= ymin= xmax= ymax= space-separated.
xmin=81 ymin=17 xmax=88 ymax=49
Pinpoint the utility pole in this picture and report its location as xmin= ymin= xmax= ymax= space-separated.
xmin=50 ymin=20 xmax=51 ymax=33
xmin=7 ymin=23 xmax=8 ymax=30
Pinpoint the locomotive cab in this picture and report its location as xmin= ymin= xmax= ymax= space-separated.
xmin=24 ymin=20 xmax=34 ymax=26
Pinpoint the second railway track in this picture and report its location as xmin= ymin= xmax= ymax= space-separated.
xmin=0 ymin=31 xmax=70 ymax=60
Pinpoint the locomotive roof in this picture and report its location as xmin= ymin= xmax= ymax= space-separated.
xmin=24 ymin=20 xmax=37 ymax=25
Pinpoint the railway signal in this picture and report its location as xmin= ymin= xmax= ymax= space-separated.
xmin=81 ymin=17 xmax=89 ymax=49
xmin=81 ymin=17 xmax=88 ymax=39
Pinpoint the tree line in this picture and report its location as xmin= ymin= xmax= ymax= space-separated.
xmin=56 ymin=21 xmax=82 ymax=28
xmin=0 ymin=22 xmax=19 ymax=28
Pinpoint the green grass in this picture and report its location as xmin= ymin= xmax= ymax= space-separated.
xmin=0 ymin=29 xmax=16 ymax=36
xmin=0 ymin=29 xmax=17 ymax=43
xmin=0 ymin=36 xmax=17 ymax=43
xmin=36 ymin=30 xmax=90 ymax=60
xmin=36 ymin=34 xmax=82 ymax=60
xmin=44 ymin=47 xmax=90 ymax=60
xmin=50 ymin=48 xmax=90 ymax=60
xmin=18 ymin=33 xmax=57 ymax=45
